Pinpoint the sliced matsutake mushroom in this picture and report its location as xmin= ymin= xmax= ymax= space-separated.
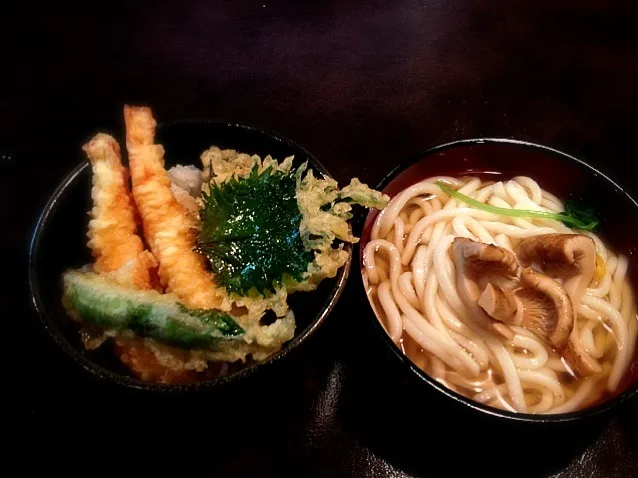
xmin=518 ymin=234 xmax=596 ymax=312
xmin=514 ymin=268 xmax=574 ymax=350
xmin=478 ymin=265 xmax=601 ymax=375
xmin=479 ymin=268 xmax=573 ymax=349
xmin=453 ymin=238 xmax=520 ymax=290
xmin=478 ymin=283 xmax=519 ymax=324
xmin=452 ymin=238 xmax=521 ymax=327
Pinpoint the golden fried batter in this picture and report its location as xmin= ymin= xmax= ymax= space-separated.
xmin=124 ymin=105 xmax=228 ymax=310
xmin=113 ymin=336 xmax=205 ymax=384
xmin=84 ymin=133 xmax=157 ymax=290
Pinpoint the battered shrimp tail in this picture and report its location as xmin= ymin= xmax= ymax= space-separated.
xmin=124 ymin=105 xmax=229 ymax=310
xmin=83 ymin=133 xmax=157 ymax=290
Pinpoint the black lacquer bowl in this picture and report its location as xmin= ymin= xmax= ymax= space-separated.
xmin=28 ymin=120 xmax=351 ymax=392
xmin=358 ymin=138 xmax=638 ymax=423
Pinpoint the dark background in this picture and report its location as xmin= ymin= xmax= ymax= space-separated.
xmin=3 ymin=0 xmax=637 ymax=475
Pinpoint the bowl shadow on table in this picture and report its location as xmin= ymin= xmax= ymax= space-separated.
xmin=617 ymin=399 xmax=638 ymax=444
xmin=17 ymin=333 xmax=332 ymax=473
xmin=335 ymin=278 xmax=611 ymax=478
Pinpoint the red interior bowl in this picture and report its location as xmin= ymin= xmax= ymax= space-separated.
xmin=359 ymin=138 xmax=638 ymax=422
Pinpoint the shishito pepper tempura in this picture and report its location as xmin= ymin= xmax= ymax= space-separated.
xmin=61 ymin=106 xmax=389 ymax=384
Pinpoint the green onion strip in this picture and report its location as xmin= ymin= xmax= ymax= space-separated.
xmin=436 ymin=181 xmax=597 ymax=231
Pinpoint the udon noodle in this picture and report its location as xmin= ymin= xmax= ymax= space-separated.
xmin=363 ymin=175 xmax=638 ymax=414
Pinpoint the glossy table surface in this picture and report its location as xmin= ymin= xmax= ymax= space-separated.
xmin=3 ymin=1 xmax=637 ymax=475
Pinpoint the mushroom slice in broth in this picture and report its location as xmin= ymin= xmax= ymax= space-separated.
xmin=518 ymin=234 xmax=597 ymax=312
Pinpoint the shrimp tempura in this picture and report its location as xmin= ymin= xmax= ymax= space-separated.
xmin=84 ymin=133 xmax=156 ymax=290
xmin=124 ymin=105 xmax=228 ymax=310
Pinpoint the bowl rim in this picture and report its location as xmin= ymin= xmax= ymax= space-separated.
xmin=28 ymin=118 xmax=352 ymax=392
xmin=360 ymin=137 xmax=638 ymax=423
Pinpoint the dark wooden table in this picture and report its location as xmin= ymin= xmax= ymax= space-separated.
xmin=3 ymin=1 xmax=637 ymax=475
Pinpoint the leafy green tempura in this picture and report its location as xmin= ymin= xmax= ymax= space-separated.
xmin=437 ymin=181 xmax=598 ymax=230
xmin=197 ymin=149 xmax=390 ymax=299
xmin=63 ymin=270 xmax=243 ymax=350
xmin=198 ymin=165 xmax=313 ymax=295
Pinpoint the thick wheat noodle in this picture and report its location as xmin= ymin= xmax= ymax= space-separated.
xmin=488 ymin=338 xmax=527 ymax=411
xmin=528 ymin=387 xmax=555 ymax=413
xmin=424 ymin=268 xmax=450 ymax=333
xmin=456 ymin=177 xmax=482 ymax=196
xmin=610 ymin=255 xmax=628 ymax=310
xmin=471 ymin=186 xmax=493 ymax=204
xmin=431 ymin=235 xmax=467 ymax=319
xmin=398 ymin=271 xmax=420 ymax=309
xmin=588 ymin=271 xmax=613 ymax=298
xmin=506 ymin=181 xmax=536 ymax=206
xmin=494 ymin=233 xmax=514 ymax=251
xmin=445 ymin=370 xmax=492 ymax=390
xmin=473 ymin=383 xmax=509 ymax=405
xmin=480 ymin=221 xmax=559 ymax=238
xmin=518 ymin=369 xmax=565 ymax=398
xmin=417 ymin=221 xmax=447 ymax=280
xmin=579 ymin=304 xmax=602 ymax=321
xmin=580 ymin=320 xmax=605 ymax=359
xmin=363 ymin=175 xmax=637 ymax=414
xmin=513 ymin=176 xmax=544 ymax=204
xmin=488 ymin=196 xmax=536 ymax=230
xmin=376 ymin=281 xmax=403 ymax=344
xmin=406 ymin=299 xmax=482 ymax=375
xmin=366 ymin=239 xmax=482 ymax=376
xmin=393 ymin=218 xmax=406 ymax=254
xmin=402 ymin=290 xmax=482 ymax=377
xmin=582 ymin=294 xmax=630 ymax=390
xmin=546 ymin=357 xmax=570 ymax=373
xmin=452 ymin=215 xmax=495 ymax=243
xmin=403 ymin=315 xmax=470 ymax=375
xmin=435 ymin=295 xmax=478 ymax=338
xmin=409 ymin=196 xmax=432 ymax=215
xmin=449 ymin=331 xmax=490 ymax=370
xmin=547 ymin=380 xmax=597 ymax=414
xmin=412 ymin=245 xmax=428 ymax=302
xmin=491 ymin=181 xmax=509 ymax=202
xmin=402 ymin=209 xmax=501 ymax=264
xmin=541 ymin=198 xmax=564 ymax=213
xmin=430 ymin=356 xmax=447 ymax=380
xmin=509 ymin=334 xmax=549 ymax=370
xmin=452 ymin=215 xmax=476 ymax=240
xmin=373 ymin=177 xmax=463 ymax=238
xmin=476 ymin=370 xmax=561 ymax=413
xmin=421 ymin=225 xmax=434 ymax=244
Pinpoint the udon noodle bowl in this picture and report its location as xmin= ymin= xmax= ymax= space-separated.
xmin=362 ymin=175 xmax=638 ymax=414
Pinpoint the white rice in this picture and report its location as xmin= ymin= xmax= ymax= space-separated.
xmin=167 ymin=165 xmax=203 ymax=197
